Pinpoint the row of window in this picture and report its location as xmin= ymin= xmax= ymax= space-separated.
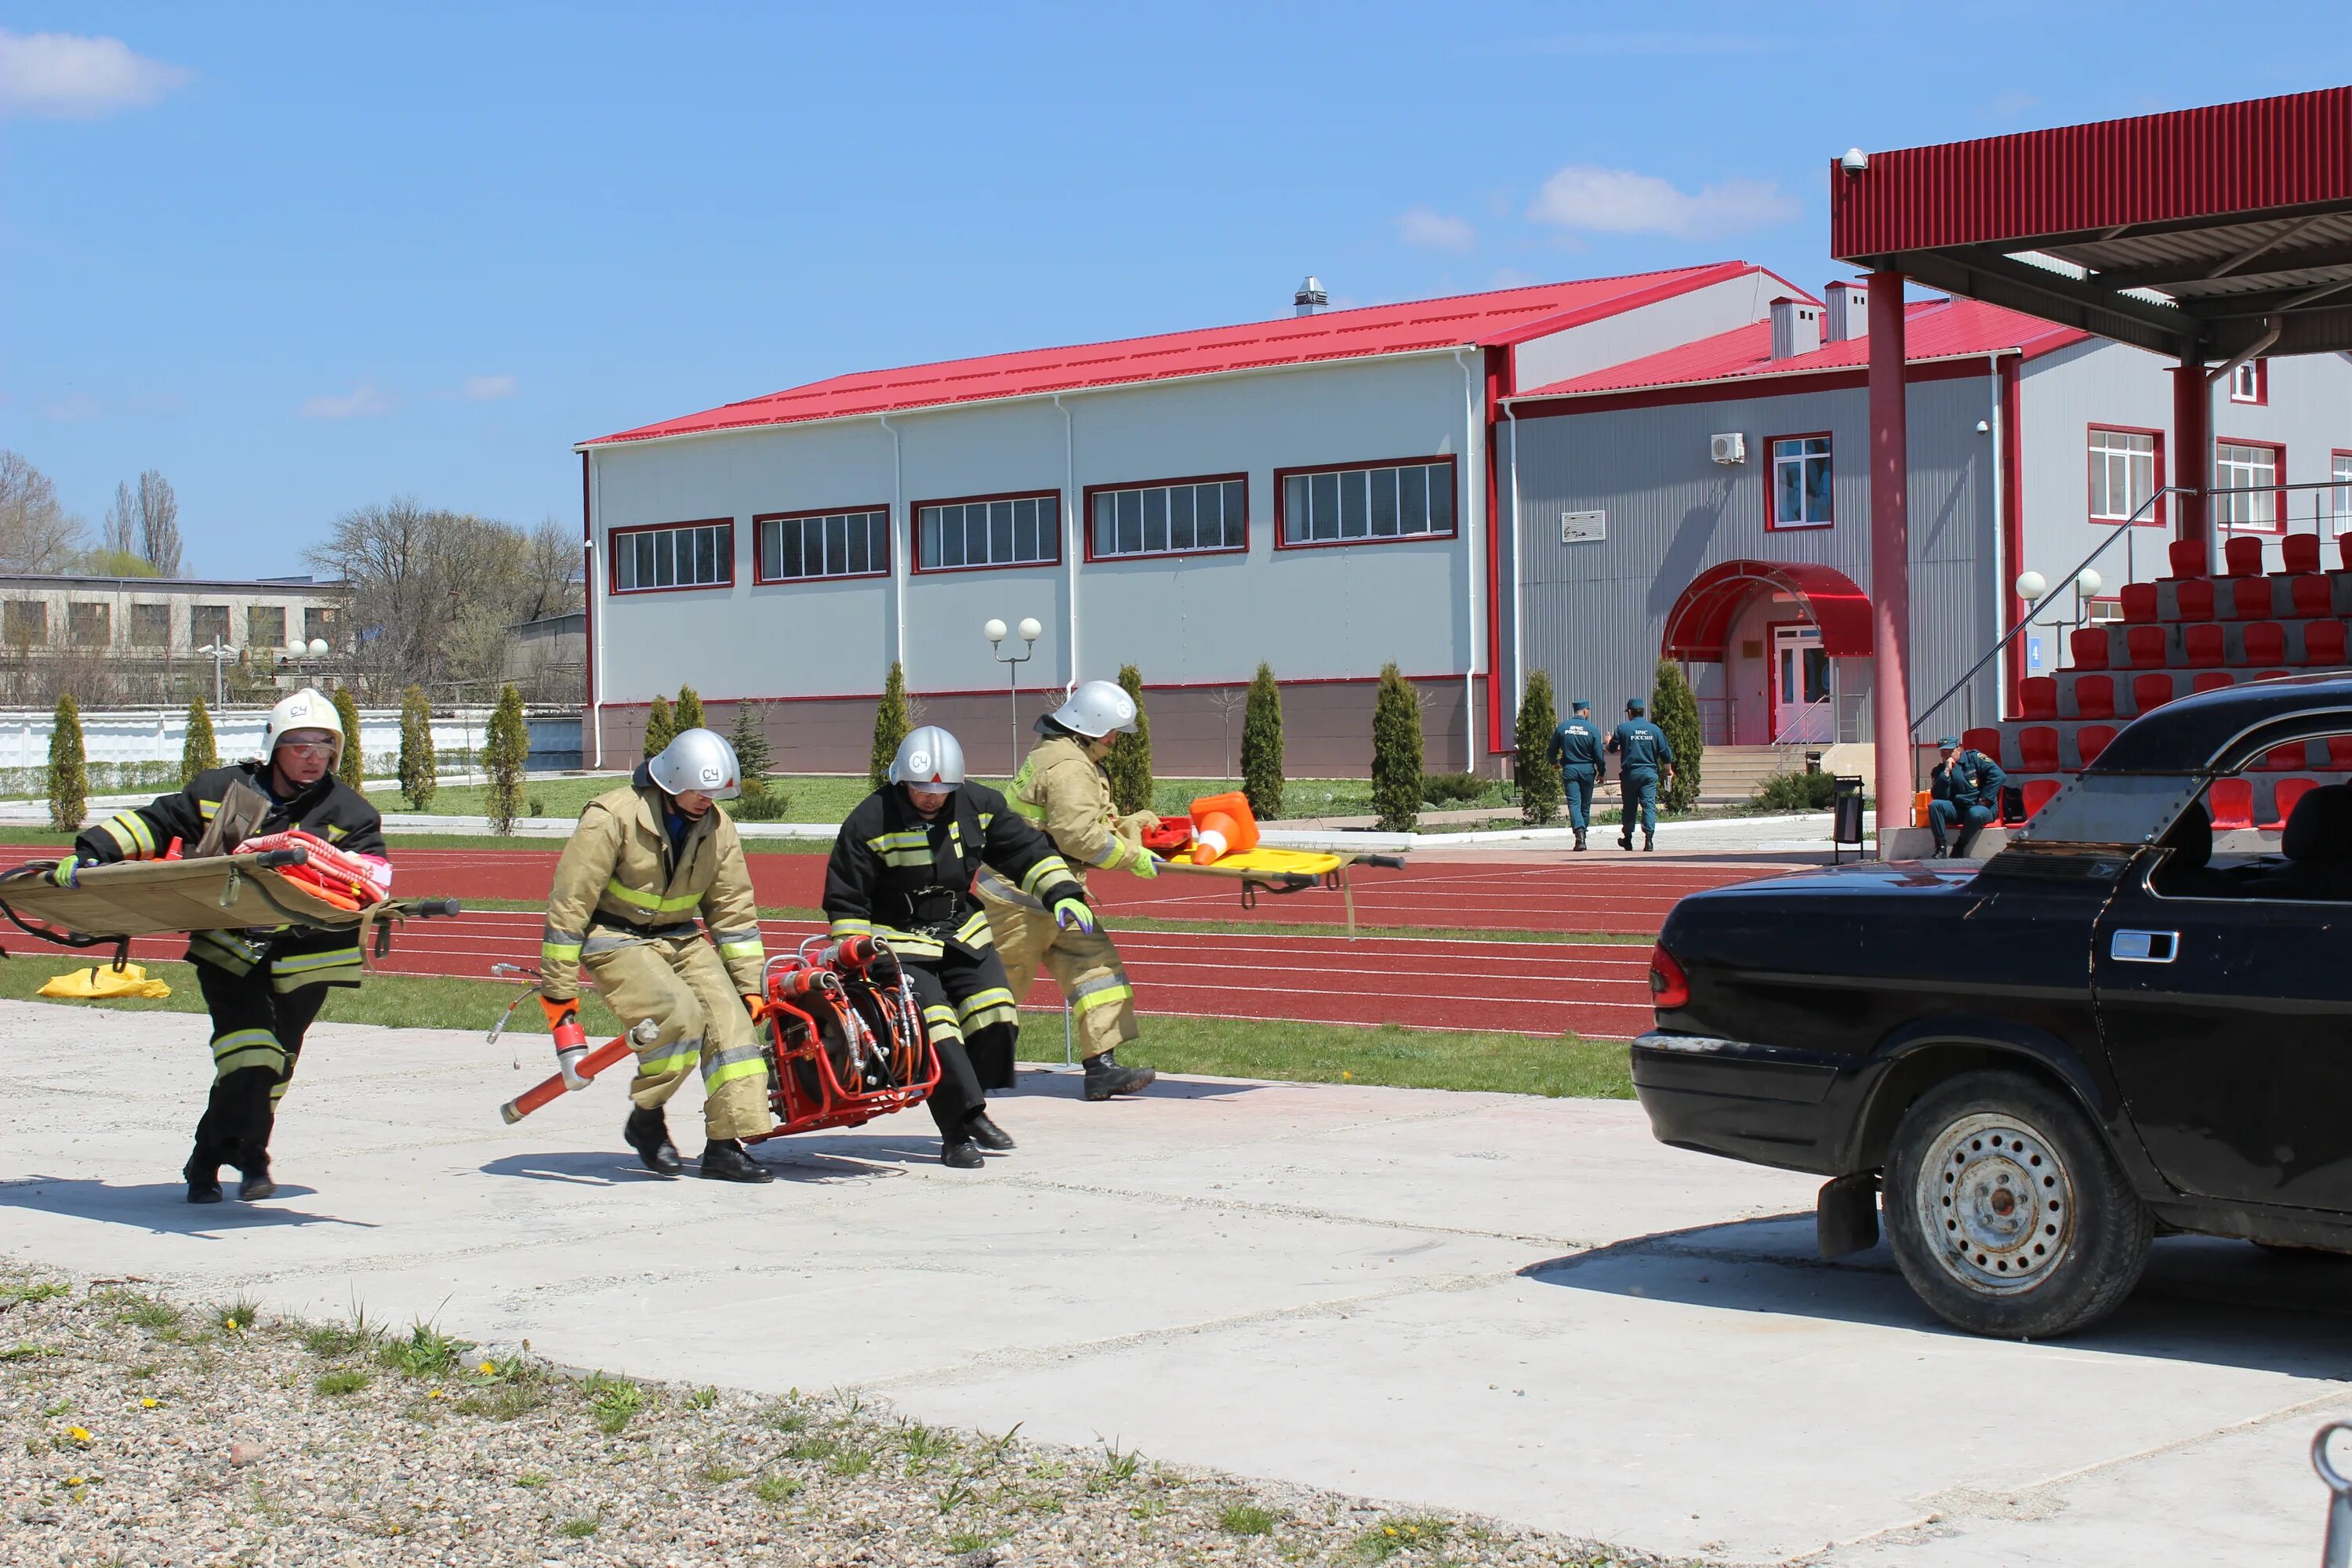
xmin=607 ymin=458 xmax=1461 ymax=593
xmin=0 ymin=601 xmax=339 ymax=650
xmin=2088 ymin=426 xmax=2352 ymax=532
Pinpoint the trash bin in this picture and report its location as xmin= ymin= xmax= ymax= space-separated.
xmin=1831 ymin=775 xmax=1867 ymax=862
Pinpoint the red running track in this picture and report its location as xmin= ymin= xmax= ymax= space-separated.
xmin=64 ymin=910 xmax=1658 ymax=1040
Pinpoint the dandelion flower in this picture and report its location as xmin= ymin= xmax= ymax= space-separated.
xmin=223 ymin=1318 xmax=240 ymax=1332
xmin=428 ymin=1389 xmax=446 ymax=1399
xmin=65 ymin=1427 xmax=90 ymax=1444
xmin=477 ymin=1361 xmax=497 ymax=1377
xmin=64 ymin=1475 xmax=84 ymax=1487
xmin=139 ymin=1398 xmax=158 ymax=1410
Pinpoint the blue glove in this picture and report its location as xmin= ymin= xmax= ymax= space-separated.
xmin=49 ymin=855 xmax=93 ymax=889
xmin=1052 ymin=897 xmax=1095 ymax=935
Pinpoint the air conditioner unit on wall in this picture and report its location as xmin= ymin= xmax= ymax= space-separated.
xmin=1710 ymin=432 xmax=1747 ymax=466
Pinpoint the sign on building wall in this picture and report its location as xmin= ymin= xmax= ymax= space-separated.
xmin=1561 ymin=510 xmax=1606 ymax=544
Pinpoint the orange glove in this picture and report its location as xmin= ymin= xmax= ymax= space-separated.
xmin=741 ymin=993 xmax=770 ymax=1025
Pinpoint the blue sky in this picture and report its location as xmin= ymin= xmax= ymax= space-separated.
xmin=5 ymin=3 xmax=2347 ymax=577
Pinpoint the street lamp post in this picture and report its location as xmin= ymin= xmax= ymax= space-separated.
xmin=984 ymin=616 xmax=1041 ymax=774
xmin=195 ymin=639 xmax=234 ymax=709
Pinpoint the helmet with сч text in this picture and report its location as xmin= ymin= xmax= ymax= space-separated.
xmin=1044 ymin=679 xmax=1141 ymax=739
xmin=257 ymin=687 xmax=346 ymax=771
xmin=889 ymin=726 xmax=967 ymax=788
xmin=647 ymin=728 xmax=742 ymax=800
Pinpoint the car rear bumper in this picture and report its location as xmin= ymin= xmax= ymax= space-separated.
xmin=1630 ymin=1031 xmax=1857 ymax=1174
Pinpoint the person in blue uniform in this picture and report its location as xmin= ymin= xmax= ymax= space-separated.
xmin=1547 ymin=699 xmax=1607 ymax=852
xmin=1606 ymin=698 xmax=1675 ymax=852
xmin=1929 ymin=735 xmax=2006 ymax=858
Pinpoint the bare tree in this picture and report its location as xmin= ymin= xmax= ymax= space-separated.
xmin=103 ymin=481 xmax=140 ymax=557
xmin=0 ymin=452 xmax=85 ymax=572
xmin=306 ymin=497 xmax=545 ymax=699
xmin=523 ymin=514 xmax=583 ymax=621
xmin=136 ymin=470 xmax=183 ymax=575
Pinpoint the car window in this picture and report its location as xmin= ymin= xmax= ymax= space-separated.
xmin=2151 ymin=728 xmax=2352 ymax=902
xmin=2015 ymin=771 xmax=2204 ymax=848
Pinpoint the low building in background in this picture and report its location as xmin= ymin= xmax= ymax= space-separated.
xmin=0 ymin=572 xmax=352 ymax=706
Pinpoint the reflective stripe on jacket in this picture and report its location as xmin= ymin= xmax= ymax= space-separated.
xmin=823 ymin=781 xmax=1084 ymax=960
xmin=538 ymin=777 xmax=763 ymax=1003
xmin=1006 ymin=735 xmax=1152 ymax=884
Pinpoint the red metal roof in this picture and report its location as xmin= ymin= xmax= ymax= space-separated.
xmin=583 ymin=262 xmax=1756 ymax=447
xmin=1663 ymin=560 xmax=1875 ymax=662
xmin=1519 ymin=296 xmax=2087 ymax=400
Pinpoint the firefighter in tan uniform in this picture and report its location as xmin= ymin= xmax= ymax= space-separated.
xmin=538 ymin=728 xmax=776 ymax=1182
xmin=977 ymin=681 xmax=1160 ymax=1101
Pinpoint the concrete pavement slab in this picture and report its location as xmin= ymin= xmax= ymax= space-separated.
xmin=2 ymin=999 xmax=2345 ymax=1565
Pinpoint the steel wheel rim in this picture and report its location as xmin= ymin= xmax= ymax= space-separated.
xmin=1916 ymin=1110 xmax=2076 ymax=1295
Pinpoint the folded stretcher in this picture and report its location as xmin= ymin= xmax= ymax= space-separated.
xmin=1142 ymin=805 xmax=1405 ymax=935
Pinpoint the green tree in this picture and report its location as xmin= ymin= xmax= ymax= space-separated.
xmin=180 ymin=696 xmax=218 ymax=787
xmin=869 ymin=662 xmax=910 ymax=789
xmin=1513 ymin=670 xmax=1563 ymax=828
xmin=397 ymin=685 xmax=437 ymax=810
xmin=728 ymin=701 xmax=789 ymax=821
xmin=47 ymin=693 xmax=85 ymax=833
xmin=1370 ymin=663 xmax=1424 ymax=833
xmin=1104 ymin=664 xmax=1154 ymax=816
xmin=1240 ymin=663 xmax=1284 ymax=820
xmin=332 ymin=686 xmax=365 ymax=789
xmin=484 ymin=684 xmax=529 ymax=834
xmin=642 ymin=694 xmax=675 ymax=760
xmin=1653 ymin=659 xmax=1705 ymax=814
xmin=673 ymin=684 xmax=704 ymax=734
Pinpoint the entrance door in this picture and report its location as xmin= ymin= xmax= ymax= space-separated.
xmin=1770 ymin=623 xmax=1830 ymax=743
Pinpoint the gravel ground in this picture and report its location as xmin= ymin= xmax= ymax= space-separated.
xmin=0 ymin=1264 xmax=1657 ymax=1568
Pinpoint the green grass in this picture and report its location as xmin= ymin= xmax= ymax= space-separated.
xmin=314 ymin=1369 xmax=372 ymax=1396
xmin=753 ymin=1475 xmax=802 ymax=1504
xmin=556 ymin=1515 xmax=601 ymax=1538
xmin=583 ymin=1371 xmax=646 ymax=1433
xmin=1355 ymin=1516 xmax=1452 ymax=1559
xmin=380 ymin=1321 xmax=471 ymax=1381
xmin=1221 ymin=1503 xmax=1279 ymax=1537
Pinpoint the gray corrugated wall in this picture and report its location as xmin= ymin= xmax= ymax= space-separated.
xmin=1501 ymin=375 xmax=2000 ymax=742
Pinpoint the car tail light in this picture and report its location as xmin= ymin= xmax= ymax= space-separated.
xmin=1648 ymin=942 xmax=1690 ymax=1011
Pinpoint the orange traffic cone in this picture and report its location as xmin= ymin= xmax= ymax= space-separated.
xmin=1188 ymin=790 xmax=1260 ymax=864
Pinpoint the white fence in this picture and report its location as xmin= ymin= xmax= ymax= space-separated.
xmin=0 ymin=707 xmax=584 ymax=778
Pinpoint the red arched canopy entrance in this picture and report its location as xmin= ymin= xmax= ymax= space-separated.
xmin=1661 ymin=560 xmax=1875 ymax=662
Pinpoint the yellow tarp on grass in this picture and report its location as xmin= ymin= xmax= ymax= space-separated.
xmin=38 ymin=961 xmax=171 ymax=1000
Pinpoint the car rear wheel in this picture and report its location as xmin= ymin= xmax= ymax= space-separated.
xmin=1885 ymin=1069 xmax=2151 ymax=1338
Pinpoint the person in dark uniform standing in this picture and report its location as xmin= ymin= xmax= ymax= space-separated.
xmin=1546 ymin=699 xmax=1606 ymax=852
xmin=1606 ymin=698 xmax=1676 ymax=852
xmin=1929 ymin=735 xmax=2007 ymax=858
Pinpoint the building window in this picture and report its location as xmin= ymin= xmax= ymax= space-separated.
xmin=2089 ymin=426 xmax=2163 ymax=525
xmin=305 ymin=605 xmax=342 ymax=647
xmin=2086 ymin=597 xmax=2126 ymax=626
xmin=68 ymin=602 xmax=110 ymax=648
xmin=248 ymin=605 xmax=286 ymax=650
xmin=4 ymin=601 xmax=46 ymax=647
xmin=1767 ymin=434 xmax=1834 ymax=529
xmin=916 ymin=492 xmax=1060 ymax=571
xmin=2216 ymin=441 xmax=2284 ymax=532
xmin=190 ymin=604 xmax=230 ymax=650
xmin=1088 ymin=475 xmax=1248 ymax=560
xmin=130 ymin=603 xmax=170 ymax=648
xmin=2229 ymin=358 xmax=2267 ymax=405
xmin=756 ymin=507 xmax=890 ymax=583
xmin=1276 ymin=458 xmax=1455 ymax=547
xmin=612 ymin=519 xmax=734 ymax=593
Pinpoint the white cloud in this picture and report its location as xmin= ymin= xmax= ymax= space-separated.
xmin=1526 ymin=165 xmax=1798 ymax=241
xmin=457 ymin=374 xmax=518 ymax=401
xmin=300 ymin=381 xmax=395 ymax=420
xmin=1396 ymin=206 xmax=1475 ymax=254
xmin=0 ymin=30 xmax=191 ymax=122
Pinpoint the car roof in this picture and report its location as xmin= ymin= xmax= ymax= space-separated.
xmin=2085 ymin=672 xmax=2352 ymax=773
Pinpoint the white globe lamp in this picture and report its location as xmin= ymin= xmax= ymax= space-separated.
xmin=2075 ymin=568 xmax=2103 ymax=598
xmin=2014 ymin=571 xmax=2048 ymax=604
xmin=308 ymin=637 xmax=329 ymax=657
xmin=1016 ymin=616 xmax=1042 ymax=644
xmin=983 ymin=618 xmax=1007 ymax=645
xmin=284 ymin=637 xmax=305 ymax=656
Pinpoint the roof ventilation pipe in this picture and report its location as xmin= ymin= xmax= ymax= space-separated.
xmin=1824 ymin=281 xmax=1868 ymax=343
xmin=1294 ymin=275 xmax=1328 ymax=317
xmin=1769 ymin=297 xmax=1823 ymax=360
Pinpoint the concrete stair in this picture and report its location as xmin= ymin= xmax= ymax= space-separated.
xmin=1695 ymin=745 xmax=1795 ymax=805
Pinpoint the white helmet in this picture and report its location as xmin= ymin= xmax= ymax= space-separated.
xmin=1047 ymin=679 xmax=1140 ymax=739
xmin=258 ymin=687 xmax=344 ymax=771
xmin=647 ymin=728 xmax=742 ymax=800
xmin=889 ymin=726 xmax=966 ymax=788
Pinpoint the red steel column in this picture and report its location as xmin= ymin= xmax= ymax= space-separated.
xmin=2170 ymin=361 xmax=2209 ymax=561
xmin=1868 ymin=272 xmax=1912 ymax=831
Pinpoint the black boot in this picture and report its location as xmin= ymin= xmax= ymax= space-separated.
xmin=1618 ymin=831 xmax=1633 ymax=850
xmin=624 ymin=1107 xmax=682 ymax=1177
xmin=1643 ymin=833 xmax=1656 ymax=852
xmin=966 ymin=1112 xmax=1016 ymax=1152
xmin=1083 ymin=1049 xmax=1156 ymax=1102
xmin=184 ymin=1149 xmax=222 ymax=1205
xmin=940 ymin=1138 xmax=985 ymax=1169
xmin=697 ymin=1139 xmax=774 ymax=1184
xmin=237 ymin=1152 xmax=278 ymax=1202
xmin=1573 ymin=829 xmax=1588 ymax=851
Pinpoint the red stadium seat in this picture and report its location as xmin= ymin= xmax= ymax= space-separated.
xmin=2208 ymin=777 xmax=2255 ymax=829
xmin=2168 ymin=537 xmax=2210 ymax=579
xmin=2183 ymin=623 xmax=2224 ymax=666
xmin=1962 ymin=727 xmax=2002 ymax=767
xmin=2329 ymin=735 xmax=2352 ymax=771
xmin=2020 ymin=676 xmax=2058 ymax=720
xmin=2306 ymin=620 xmax=2348 ymax=666
xmin=2068 ymin=626 xmax=2109 ymax=670
xmin=2022 ymin=779 xmax=2063 ymax=818
xmin=2074 ymin=674 xmax=2116 ymax=719
xmin=2018 ymin=726 xmax=2061 ymax=772
xmin=2263 ymin=742 xmax=2309 ymax=771
xmin=2285 ymin=533 xmax=2322 ymax=574
xmin=2225 ymin=535 xmax=2267 ymax=576
xmin=2242 ymin=622 xmax=2288 ymax=665
xmin=2264 ymin=777 xmax=2321 ymax=832
xmin=2121 ymin=583 xmax=2160 ymax=623
xmin=2342 ymin=534 xmax=2352 ymax=572
xmin=2126 ymin=624 xmax=2168 ymax=667
xmin=2076 ymin=724 xmax=2118 ymax=768
xmin=2252 ymin=669 xmax=2292 ymax=682
xmin=2133 ymin=673 xmax=2175 ymax=713
xmin=2228 ymin=575 xmax=2274 ymax=619
xmin=2292 ymin=574 xmax=2334 ymax=619
xmin=2173 ymin=578 xmax=2216 ymax=621
xmin=2192 ymin=670 xmax=2236 ymax=694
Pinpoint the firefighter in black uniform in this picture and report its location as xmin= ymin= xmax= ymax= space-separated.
xmin=824 ymin=725 xmax=1093 ymax=1169
xmin=60 ymin=688 xmax=388 ymax=1203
